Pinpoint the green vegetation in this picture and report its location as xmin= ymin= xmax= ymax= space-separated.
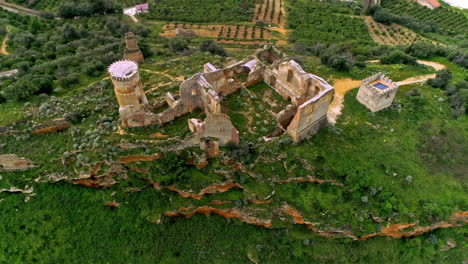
xmin=381 ymin=0 xmax=468 ymax=36
xmin=148 ymin=0 xmax=258 ymax=23
xmin=0 ymin=0 xmax=467 ymax=262
xmin=0 ymin=9 xmax=154 ymax=102
xmin=287 ymin=0 xmax=374 ymax=45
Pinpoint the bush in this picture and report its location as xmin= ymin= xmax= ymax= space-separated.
xmin=427 ymin=69 xmax=452 ymax=89
xmin=169 ymin=37 xmax=190 ymax=53
xmin=381 ymin=50 xmax=417 ymax=65
xmin=373 ymin=9 xmax=395 ymax=25
xmin=199 ymin=40 xmax=227 ymax=57
xmin=59 ymin=73 xmax=80 ymax=88
xmin=3 ymin=77 xmax=39 ymax=101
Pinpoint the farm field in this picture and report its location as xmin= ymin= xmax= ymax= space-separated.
xmin=252 ymin=0 xmax=284 ymax=26
xmin=382 ymin=0 xmax=468 ymax=35
xmin=161 ymin=23 xmax=276 ymax=44
xmin=364 ymin=16 xmax=439 ymax=46
xmin=287 ymin=0 xmax=374 ymax=45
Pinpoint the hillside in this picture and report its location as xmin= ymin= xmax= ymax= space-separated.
xmin=0 ymin=0 xmax=467 ymax=263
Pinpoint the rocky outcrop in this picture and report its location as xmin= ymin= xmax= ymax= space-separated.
xmin=358 ymin=211 xmax=468 ymax=241
xmin=166 ymin=181 xmax=243 ymax=200
xmin=117 ymin=154 xmax=161 ymax=164
xmin=72 ymin=161 xmax=126 ymax=188
xmin=0 ymin=154 xmax=37 ymax=172
xmin=32 ymin=118 xmax=71 ymax=134
xmin=275 ymin=175 xmax=343 ymax=187
xmin=164 ymin=206 xmax=272 ymax=228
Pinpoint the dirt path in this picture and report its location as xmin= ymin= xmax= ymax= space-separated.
xmin=140 ymin=69 xmax=184 ymax=94
xmin=327 ymin=78 xmax=362 ymax=124
xmin=396 ymin=60 xmax=445 ymax=86
xmin=1 ymin=35 xmax=8 ymax=55
xmin=1 ymin=26 xmax=10 ymax=55
xmin=328 ymin=60 xmax=446 ymax=123
xmin=0 ymin=0 xmax=41 ymax=16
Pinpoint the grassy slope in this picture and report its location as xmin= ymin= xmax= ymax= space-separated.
xmin=1 ymin=50 xmax=467 ymax=262
xmin=0 ymin=2 xmax=467 ymax=263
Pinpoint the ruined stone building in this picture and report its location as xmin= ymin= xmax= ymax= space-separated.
xmin=123 ymin=32 xmax=144 ymax=63
xmin=108 ymin=45 xmax=334 ymax=145
xmin=356 ymin=73 xmax=399 ymax=112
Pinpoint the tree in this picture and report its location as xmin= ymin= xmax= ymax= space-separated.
xmin=427 ymin=69 xmax=452 ymax=89
xmin=168 ymin=37 xmax=189 ymax=53
xmin=3 ymin=77 xmax=39 ymax=101
xmin=58 ymin=4 xmax=78 ymax=19
xmin=373 ymin=9 xmax=394 ymax=25
xmin=199 ymin=40 xmax=227 ymax=57
xmin=381 ymin=50 xmax=417 ymax=65
xmin=62 ymin=24 xmax=79 ymax=41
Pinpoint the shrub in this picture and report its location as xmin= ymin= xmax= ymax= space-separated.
xmin=168 ymin=37 xmax=190 ymax=53
xmin=373 ymin=9 xmax=395 ymax=25
xmin=381 ymin=50 xmax=417 ymax=65
xmin=199 ymin=40 xmax=227 ymax=57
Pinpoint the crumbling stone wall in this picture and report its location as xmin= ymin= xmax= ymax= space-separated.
xmin=287 ymin=89 xmax=334 ymax=143
xmin=123 ymin=32 xmax=144 ymax=63
xmin=189 ymin=114 xmax=239 ymax=146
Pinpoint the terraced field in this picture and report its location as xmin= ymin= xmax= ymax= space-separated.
xmin=365 ymin=16 xmax=439 ymax=46
xmin=161 ymin=23 xmax=275 ymax=44
xmin=252 ymin=0 xmax=284 ymax=25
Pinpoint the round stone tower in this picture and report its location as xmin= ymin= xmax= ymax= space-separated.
xmin=108 ymin=60 xmax=149 ymax=127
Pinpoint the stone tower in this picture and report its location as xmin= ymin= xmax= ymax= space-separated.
xmin=108 ymin=60 xmax=153 ymax=127
xmin=356 ymin=73 xmax=399 ymax=112
xmin=123 ymin=32 xmax=144 ymax=63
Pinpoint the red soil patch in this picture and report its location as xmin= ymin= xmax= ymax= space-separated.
xmin=117 ymin=154 xmax=161 ymax=164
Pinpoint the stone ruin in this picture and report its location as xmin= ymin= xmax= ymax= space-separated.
xmin=108 ymin=44 xmax=334 ymax=146
xmin=175 ymin=28 xmax=198 ymax=38
xmin=123 ymin=32 xmax=144 ymax=63
xmin=356 ymin=73 xmax=399 ymax=112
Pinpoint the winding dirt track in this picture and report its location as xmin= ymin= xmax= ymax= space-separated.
xmin=0 ymin=26 xmax=9 ymax=55
xmin=0 ymin=0 xmax=41 ymax=16
xmin=0 ymin=35 xmax=8 ymax=55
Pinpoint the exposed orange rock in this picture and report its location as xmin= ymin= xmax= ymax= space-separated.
xmin=118 ymin=154 xmax=161 ymax=164
xmin=187 ymin=157 xmax=209 ymax=170
xmin=0 ymin=154 xmax=37 ymax=172
xmin=145 ymin=178 xmax=162 ymax=190
xmin=162 ymin=202 xmax=467 ymax=242
xmin=149 ymin=132 xmax=169 ymax=138
xmin=166 ymin=181 xmax=243 ymax=200
xmin=209 ymin=200 xmax=233 ymax=205
xmin=250 ymin=199 xmax=271 ymax=204
xmin=276 ymin=175 xmax=344 ymax=187
xmin=105 ymin=201 xmax=120 ymax=208
xmin=358 ymin=211 xmax=468 ymax=241
xmin=164 ymin=206 xmax=272 ymax=228
xmin=32 ymin=118 xmax=71 ymax=134
xmin=72 ymin=161 xmax=126 ymax=189
xmin=129 ymin=167 xmax=149 ymax=174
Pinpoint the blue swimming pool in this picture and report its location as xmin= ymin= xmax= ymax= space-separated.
xmin=373 ymin=82 xmax=389 ymax=90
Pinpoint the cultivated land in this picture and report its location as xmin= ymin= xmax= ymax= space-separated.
xmin=0 ymin=0 xmax=467 ymax=263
